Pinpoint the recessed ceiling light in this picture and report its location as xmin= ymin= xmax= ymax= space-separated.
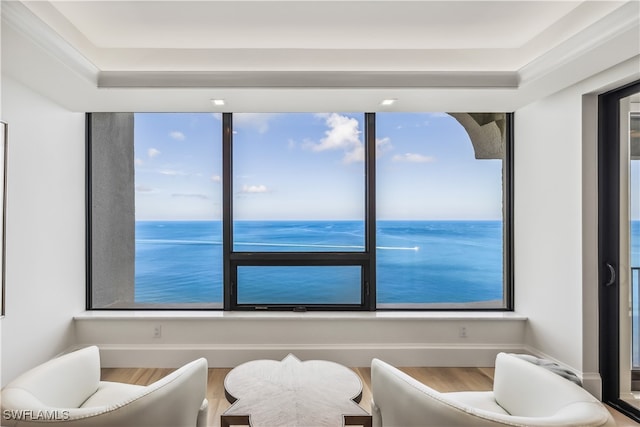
xmin=211 ymin=99 xmax=225 ymax=106
xmin=381 ymin=99 xmax=397 ymax=106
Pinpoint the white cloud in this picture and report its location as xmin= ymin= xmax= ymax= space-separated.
xmin=159 ymin=169 xmax=187 ymax=176
xmin=343 ymin=145 xmax=364 ymax=164
xmin=171 ymin=193 xmax=209 ymax=200
xmin=304 ymin=113 xmax=364 ymax=164
xmin=169 ymin=131 xmax=185 ymax=141
xmin=135 ymin=185 xmax=155 ymax=193
xmin=312 ymin=113 xmax=361 ymax=152
xmin=340 ymin=136 xmax=393 ymax=164
xmin=135 ymin=158 xmax=143 ymax=166
xmin=376 ymin=137 xmax=393 ymax=154
xmin=241 ymin=184 xmax=269 ymax=194
xmin=426 ymin=112 xmax=449 ymax=119
xmin=234 ymin=113 xmax=278 ymax=134
xmin=392 ymin=153 xmax=435 ymax=163
xmin=420 ymin=112 xmax=450 ymax=127
xmin=211 ymin=175 xmax=222 ymax=183
xmin=148 ymin=148 xmax=161 ymax=158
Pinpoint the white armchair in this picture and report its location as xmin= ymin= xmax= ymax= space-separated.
xmin=371 ymin=352 xmax=615 ymax=427
xmin=1 ymin=346 xmax=208 ymax=427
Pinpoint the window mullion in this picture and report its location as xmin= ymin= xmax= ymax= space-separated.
xmin=223 ymin=112 xmax=233 ymax=310
xmin=365 ymin=112 xmax=376 ymax=311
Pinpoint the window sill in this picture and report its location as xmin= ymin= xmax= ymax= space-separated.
xmin=74 ymin=310 xmax=526 ymax=322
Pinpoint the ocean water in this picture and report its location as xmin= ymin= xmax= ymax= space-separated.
xmin=135 ymin=220 xmax=505 ymax=305
xmin=135 ymin=221 xmax=223 ymax=303
xmin=376 ymin=221 xmax=503 ymax=304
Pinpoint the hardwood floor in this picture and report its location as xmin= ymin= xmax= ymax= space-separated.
xmin=101 ymin=366 xmax=639 ymax=427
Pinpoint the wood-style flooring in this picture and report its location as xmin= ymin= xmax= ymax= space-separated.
xmin=101 ymin=366 xmax=640 ymax=427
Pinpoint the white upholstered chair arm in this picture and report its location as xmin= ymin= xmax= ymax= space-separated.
xmin=1 ymin=347 xmax=101 ymax=411
xmin=3 ymin=358 xmax=208 ymax=427
xmin=371 ymin=357 xmax=616 ymax=427
xmin=371 ymin=358 xmax=504 ymax=427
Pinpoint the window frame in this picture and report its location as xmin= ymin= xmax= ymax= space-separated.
xmin=86 ymin=112 xmax=514 ymax=311
xmin=224 ymin=113 xmax=375 ymax=311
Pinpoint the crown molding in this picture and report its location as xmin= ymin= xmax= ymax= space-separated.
xmin=1 ymin=1 xmax=99 ymax=84
xmin=97 ymin=70 xmax=519 ymax=89
xmin=518 ymin=1 xmax=640 ymax=86
xmin=2 ymin=0 xmax=637 ymax=106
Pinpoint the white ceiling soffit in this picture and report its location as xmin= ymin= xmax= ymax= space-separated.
xmin=1 ymin=1 xmax=639 ymax=112
xmin=11 ymin=0 xmax=633 ymax=88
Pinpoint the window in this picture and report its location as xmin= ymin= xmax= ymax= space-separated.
xmin=134 ymin=113 xmax=223 ymax=307
xmin=229 ymin=113 xmax=370 ymax=310
xmin=89 ymin=113 xmax=223 ymax=308
xmin=88 ymin=112 xmax=512 ymax=310
xmin=232 ymin=113 xmax=365 ymax=252
xmin=236 ymin=266 xmax=362 ymax=305
xmin=376 ymin=113 xmax=507 ymax=308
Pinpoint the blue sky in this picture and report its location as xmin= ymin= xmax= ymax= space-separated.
xmin=134 ymin=112 xmax=503 ymax=221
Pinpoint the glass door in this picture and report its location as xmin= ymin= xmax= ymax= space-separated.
xmin=628 ymin=102 xmax=640 ymax=395
xmin=599 ymin=81 xmax=640 ymax=420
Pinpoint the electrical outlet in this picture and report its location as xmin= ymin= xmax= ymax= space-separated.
xmin=153 ymin=325 xmax=162 ymax=339
xmin=459 ymin=326 xmax=468 ymax=338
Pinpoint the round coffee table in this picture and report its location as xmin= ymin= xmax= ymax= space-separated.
xmin=221 ymin=354 xmax=371 ymax=427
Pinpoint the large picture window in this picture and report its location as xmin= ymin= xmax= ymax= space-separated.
xmin=376 ymin=113 xmax=506 ymax=308
xmin=88 ymin=112 xmax=512 ymax=310
xmin=228 ymin=113 xmax=370 ymax=309
xmin=134 ymin=113 xmax=223 ymax=306
xmin=232 ymin=113 xmax=365 ymax=252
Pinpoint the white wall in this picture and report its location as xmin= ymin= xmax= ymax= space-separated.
xmin=74 ymin=311 xmax=527 ymax=369
xmin=0 ymin=0 xmax=637 ymax=394
xmin=0 ymin=76 xmax=85 ymax=386
xmin=515 ymin=56 xmax=640 ymax=396
xmin=516 ymin=88 xmax=584 ymax=368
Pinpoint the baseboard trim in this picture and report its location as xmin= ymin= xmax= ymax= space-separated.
xmin=523 ymin=345 xmax=603 ymax=399
xmin=81 ymin=343 xmax=527 ymax=369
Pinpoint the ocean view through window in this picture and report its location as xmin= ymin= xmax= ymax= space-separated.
xmin=228 ymin=113 xmax=369 ymax=309
xmin=89 ymin=112 xmax=512 ymax=309
xmin=232 ymin=113 xmax=365 ymax=251
xmin=376 ymin=113 xmax=505 ymax=307
xmin=134 ymin=113 xmax=223 ymax=305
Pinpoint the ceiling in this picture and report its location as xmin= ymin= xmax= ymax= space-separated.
xmin=2 ymin=1 xmax=639 ymax=112
xmin=42 ymin=1 xmax=585 ymax=50
xmin=20 ymin=1 xmax=626 ymax=71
